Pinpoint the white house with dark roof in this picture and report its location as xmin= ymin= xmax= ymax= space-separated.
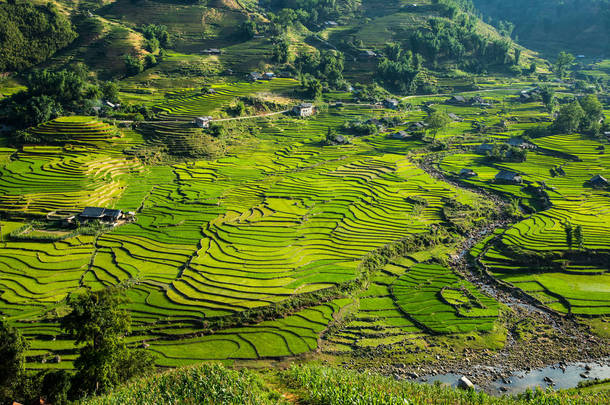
xmin=293 ymin=103 xmax=315 ymax=117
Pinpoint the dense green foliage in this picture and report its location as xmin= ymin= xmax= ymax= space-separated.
xmin=61 ymin=287 xmax=155 ymax=397
xmin=0 ymin=320 xmax=28 ymax=403
xmin=0 ymin=1 xmax=77 ymax=72
xmin=83 ymin=364 xmax=278 ymax=405
xmin=1 ymin=66 xmax=101 ymax=129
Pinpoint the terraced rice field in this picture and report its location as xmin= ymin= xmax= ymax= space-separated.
xmin=154 ymin=79 xmax=299 ymax=120
xmin=0 ymin=117 xmax=142 ymax=214
xmin=3 ymin=80 xmax=608 ymax=369
xmin=442 ymin=132 xmax=610 ymax=316
xmin=0 ymin=91 xmax=507 ymax=368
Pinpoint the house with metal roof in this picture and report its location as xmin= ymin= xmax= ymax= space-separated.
xmin=79 ymin=207 xmax=123 ymax=223
xmin=495 ymin=170 xmax=522 ymax=184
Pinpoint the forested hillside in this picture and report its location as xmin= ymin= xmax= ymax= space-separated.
xmin=0 ymin=1 xmax=77 ymax=72
xmin=473 ymin=0 xmax=610 ymax=55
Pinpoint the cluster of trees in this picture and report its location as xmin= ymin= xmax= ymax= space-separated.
xmin=486 ymin=143 xmax=528 ymax=162
xmin=552 ymin=94 xmax=604 ymax=135
xmin=1 ymin=287 xmax=154 ymax=404
xmin=295 ymin=50 xmax=345 ymax=88
xmin=523 ymin=93 xmax=606 ymax=139
xmin=409 ymin=16 xmax=513 ymax=71
xmin=0 ymin=1 xmax=77 ymax=72
xmin=564 ymin=222 xmax=584 ymax=250
xmin=376 ymin=44 xmax=423 ymax=94
xmin=294 ymin=50 xmax=345 ymax=96
xmin=260 ymin=0 xmax=361 ymax=30
xmin=341 ymin=120 xmax=378 ymax=136
xmin=0 ymin=65 xmax=113 ymax=130
xmin=123 ymin=24 xmax=171 ymax=77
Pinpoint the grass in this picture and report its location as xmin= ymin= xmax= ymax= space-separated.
xmin=82 ymin=362 xmax=610 ymax=405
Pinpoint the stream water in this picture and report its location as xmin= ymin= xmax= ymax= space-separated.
xmin=414 ymin=358 xmax=610 ymax=395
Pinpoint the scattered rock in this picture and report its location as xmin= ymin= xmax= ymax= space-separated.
xmin=458 ymin=376 xmax=475 ymax=390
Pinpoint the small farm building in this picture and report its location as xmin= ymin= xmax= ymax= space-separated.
xmin=293 ymin=103 xmax=315 ymax=117
xmin=476 ymin=143 xmax=494 ymax=154
xmin=590 ymin=174 xmax=608 ymax=188
xmin=195 ymin=116 xmax=213 ymax=128
xmin=384 ymin=99 xmax=399 ymax=109
xmin=459 ymin=168 xmax=477 ymax=178
xmin=495 ymin=170 xmax=522 ymax=184
xmin=391 ymin=131 xmax=410 ymax=140
xmin=79 ymin=207 xmax=123 ymax=223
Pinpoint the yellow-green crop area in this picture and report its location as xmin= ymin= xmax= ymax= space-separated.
xmin=1 ymin=77 xmax=609 ymax=373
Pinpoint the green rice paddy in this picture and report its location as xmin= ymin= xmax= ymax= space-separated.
xmin=1 ymin=77 xmax=608 ymax=369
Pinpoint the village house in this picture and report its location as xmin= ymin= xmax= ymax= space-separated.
xmin=79 ymin=207 xmax=123 ymax=223
xmin=518 ymin=88 xmax=541 ymax=103
xmin=459 ymin=168 xmax=477 ymax=178
xmin=447 ymin=113 xmax=462 ymax=122
xmin=391 ymin=131 xmax=410 ymax=140
xmin=202 ymin=48 xmax=222 ymax=55
xmin=590 ymin=174 xmax=609 ymax=188
xmin=194 ymin=116 xmax=213 ymax=128
xmin=248 ymin=72 xmax=263 ymax=82
xmin=263 ymin=72 xmax=275 ymax=80
xmin=324 ymin=21 xmax=339 ymax=27
xmin=476 ymin=143 xmax=495 ymax=154
xmin=408 ymin=122 xmax=427 ymax=131
xmin=293 ymin=103 xmax=315 ymax=117
xmin=359 ymin=50 xmax=377 ymax=59
xmin=495 ymin=170 xmax=522 ymax=184
xmin=383 ymin=99 xmax=399 ymax=109
xmin=447 ymin=95 xmax=467 ymax=105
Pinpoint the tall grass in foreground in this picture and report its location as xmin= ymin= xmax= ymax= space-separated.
xmin=83 ymin=364 xmax=280 ymax=405
xmin=281 ymin=364 xmax=610 ymax=405
xmin=83 ymin=363 xmax=610 ymax=405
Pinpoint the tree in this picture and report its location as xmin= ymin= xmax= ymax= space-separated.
xmin=0 ymin=320 xmax=28 ymax=403
xmin=539 ymin=84 xmax=555 ymax=113
xmin=574 ymin=224 xmax=584 ymax=249
xmin=124 ymin=55 xmax=143 ymax=76
xmin=555 ymin=51 xmax=575 ymax=78
xmin=564 ymin=221 xmax=573 ymax=248
xmin=553 ymin=101 xmax=585 ymax=133
xmin=303 ymin=76 xmax=323 ymax=100
xmin=578 ymin=94 xmax=603 ymax=130
xmin=514 ymin=48 xmax=522 ymax=65
xmin=61 ymin=287 xmax=155 ymax=397
xmin=101 ymin=82 xmax=120 ymax=103
xmin=272 ymin=38 xmax=291 ymax=63
xmin=425 ymin=110 xmax=451 ymax=141
xmin=144 ymin=54 xmax=157 ymax=69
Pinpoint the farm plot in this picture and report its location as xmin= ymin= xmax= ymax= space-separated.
xmin=0 ymin=148 xmax=141 ymax=215
xmin=392 ymin=263 xmax=499 ymax=334
xmin=154 ymin=79 xmax=299 ymax=120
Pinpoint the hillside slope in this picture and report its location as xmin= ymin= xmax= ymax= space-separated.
xmin=473 ymin=0 xmax=610 ymax=56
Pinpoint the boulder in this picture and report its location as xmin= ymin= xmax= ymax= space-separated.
xmin=458 ymin=376 xmax=475 ymax=390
